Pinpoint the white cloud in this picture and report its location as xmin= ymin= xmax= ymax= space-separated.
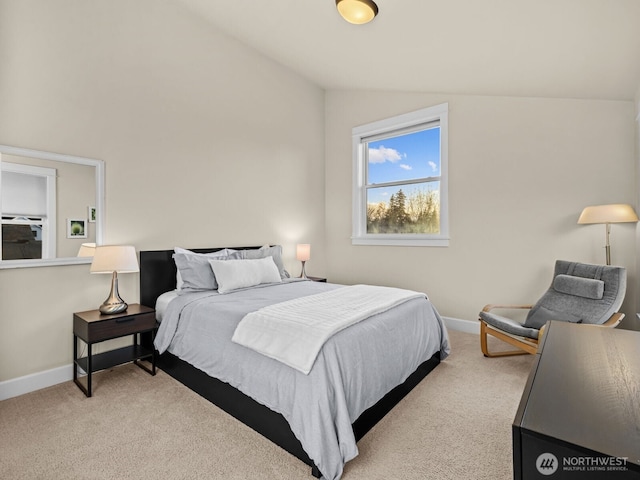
xmin=369 ymin=145 xmax=402 ymax=164
xmin=428 ymin=161 xmax=437 ymax=171
xmin=399 ymin=164 xmax=412 ymax=170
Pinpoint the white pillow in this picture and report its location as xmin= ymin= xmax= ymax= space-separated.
xmin=242 ymin=244 xmax=289 ymax=279
xmin=209 ymin=257 xmax=282 ymax=294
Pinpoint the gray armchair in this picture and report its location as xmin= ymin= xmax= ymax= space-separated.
xmin=479 ymin=260 xmax=626 ymax=357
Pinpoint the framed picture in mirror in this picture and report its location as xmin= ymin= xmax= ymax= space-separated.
xmin=67 ymin=219 xmax=87 ymax=239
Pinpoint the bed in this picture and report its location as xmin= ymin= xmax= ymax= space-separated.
xmin=140 ymin=246 xmax=450 ymax=480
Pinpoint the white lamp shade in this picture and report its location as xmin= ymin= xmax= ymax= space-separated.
xmin=77 ymin=243 xmax=96 ymax=257
xmin=577 ymin=204 xmax=639 ymax=224
xmin=90 ymin=245 xmax=139 ymax=274
xmin=296 ymin=244 xmax=311 ymax=262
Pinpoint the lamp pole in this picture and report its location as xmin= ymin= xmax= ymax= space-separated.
xmin=604 ymin=223 xmax=611 ymax=266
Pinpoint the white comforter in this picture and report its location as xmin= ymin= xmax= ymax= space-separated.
xmin=232 ymin=284 xmax=425 ymax=374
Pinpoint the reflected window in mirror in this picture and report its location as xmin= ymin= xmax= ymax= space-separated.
xmin=0 ymin=145 xmax=104 ymax=268
xmin=1 ymin=162 xmax=56 ymax=260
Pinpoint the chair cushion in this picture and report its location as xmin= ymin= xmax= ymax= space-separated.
xmin=524 ymin=305 xmax=582 ymax=330
xmin=553 ymin=274 xmax=604 ymax=300
xmin=550 ymin=261 xmax=625 ymax=325
xmin=480 ymin=311 xmax=540 ymax=340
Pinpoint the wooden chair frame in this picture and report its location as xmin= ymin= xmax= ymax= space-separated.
xmin=479 ymin=304 xmax=624 ymax=357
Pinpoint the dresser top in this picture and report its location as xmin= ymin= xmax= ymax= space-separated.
xmin=521 ymin=321 xmax=640 ymax=465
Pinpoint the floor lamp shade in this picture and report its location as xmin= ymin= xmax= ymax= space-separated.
xmin=90 ymin=245 xmax=139 ymax=314
xmin=577 ymin=204 xmax=639 ymax=225
xmin=578 ymin=204 xmax=638 ymax=265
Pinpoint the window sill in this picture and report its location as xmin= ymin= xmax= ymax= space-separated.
xmin=351 ymin=236 xmax=450 ymax=247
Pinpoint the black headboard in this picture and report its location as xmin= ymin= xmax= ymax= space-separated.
xmin=139 ymin=246 xmax=261 ymax=308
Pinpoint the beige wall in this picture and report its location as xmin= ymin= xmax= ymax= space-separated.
xmin=0 ymin=0 xmax=326 ymax=382
xmin=1 ymin=0 xmax=638 ymax=387
xmin=325 ymin=90 xmax=638 ymax=329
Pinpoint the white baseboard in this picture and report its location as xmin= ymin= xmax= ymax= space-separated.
xmin=0 ymin=364 xmax=73 ymax=401
xmin=442 ymin=316 xmax=479 ymax=335
xmin=1 ymin=317 xmax=478 ymax=401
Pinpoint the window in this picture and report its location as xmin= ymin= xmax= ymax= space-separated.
xmin=352 ymin=103 xmax=449 ymax=246
xmin=0 ymin=162 xmax=56 ymax=260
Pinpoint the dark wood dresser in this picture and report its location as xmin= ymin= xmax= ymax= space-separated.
xmin=513 ymin=321 xmax=640 ymax=479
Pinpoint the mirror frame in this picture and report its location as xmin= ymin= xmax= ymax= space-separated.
xmin=0 ymin=144 xmax=105 ymax=268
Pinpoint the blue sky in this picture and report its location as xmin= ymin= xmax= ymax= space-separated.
xmin=367 ymin=126 xmax=440 ymax=205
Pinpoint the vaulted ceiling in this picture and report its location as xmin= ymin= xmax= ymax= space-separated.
xmin=176 ymin=0 xmax=640 ymax=101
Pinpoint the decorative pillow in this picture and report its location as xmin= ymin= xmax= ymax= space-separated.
xmin=175 ymin=247 xmax=230 ymax=257
xmin=209 ymin=257 xmax=282 ymax=294
xmin=173 ymin=248 xmax=229 ymax=293
xmin=553 ymin=274 xmax=604 ymax=300
xmin=524 ymin=305 xmax=582 ymax=330
xmin=226 ymin=249 xmax=243 ymax=260
xmin=242 ymin=245 xmax=289 ymax=279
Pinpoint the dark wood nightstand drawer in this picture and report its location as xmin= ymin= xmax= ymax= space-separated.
xmin=73 ymin=305 xmax=156 ymax=343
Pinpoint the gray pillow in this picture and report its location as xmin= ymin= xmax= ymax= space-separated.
xmin=524 ymin=305 xmax=582 ymax=330
xmin=553 ymin=274 xmax=604 ymax=300
xmin=242 ymin=245 xmax=289 ymax=279
xmin=173 ymin=250 xmax=228 ymax=293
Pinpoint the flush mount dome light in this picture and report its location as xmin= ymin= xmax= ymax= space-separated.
xmin=336 ymin=0 xmax=379 ymax=25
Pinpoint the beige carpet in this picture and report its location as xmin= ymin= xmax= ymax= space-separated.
xmin=0 ymin=330 xmax=533 ymax=480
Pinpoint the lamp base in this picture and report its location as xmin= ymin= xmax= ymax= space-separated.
xmin=99 ymin=301 xmax=128 ymax=315
xmin=299 ymin=261 xmax=308 ymax=279
xmin=99 ymin=272 xmax=129 ymax=315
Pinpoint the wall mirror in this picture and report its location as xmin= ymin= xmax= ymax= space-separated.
xmin=0 ymin=145 xmax=104 ymax=268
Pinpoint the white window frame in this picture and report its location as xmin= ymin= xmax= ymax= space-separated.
xmin=0 ymin=161 xmax=57 ymax=260
xmin=352 ymin=103 xmax=449 ymax=247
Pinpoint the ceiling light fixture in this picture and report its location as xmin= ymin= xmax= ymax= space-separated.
xmin=336 ymin=0 xmax=378 ymax=25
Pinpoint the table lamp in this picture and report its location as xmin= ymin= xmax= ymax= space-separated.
xmin=577 ymin=204 xmax=638 ymax=265
xmin=90 ymin=245 xmax=139 ymax=314
xmin=296 ymin=244 xmax=310 ymax=279
xmin=77 ymin=243 xmax=96 ymax=257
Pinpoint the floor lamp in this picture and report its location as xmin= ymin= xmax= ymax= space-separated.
xmin=578 ymin=204 xmax=638 ymax=265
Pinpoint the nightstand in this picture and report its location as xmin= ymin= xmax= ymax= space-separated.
xmin=73 ymin=304 xmax=157 ymax=397
xmin=306 ymin=276 xmax=327 ymax=282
